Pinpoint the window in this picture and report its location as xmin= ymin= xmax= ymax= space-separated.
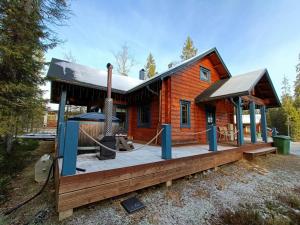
xmin=200 ymin=66 xmax=210 ymax=82
xmin=138 ymin=104 xmax=151 ymax=127
xmin=180 ymin=100 xmax=190 ymax=128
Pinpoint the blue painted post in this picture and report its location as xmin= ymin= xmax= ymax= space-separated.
xmin=249 ymin=101 xmax=257 ymax=143
xmin=209 ymin=125 xmax=217 ymax=151
xmin=61 ymin=121 xmax=79 ymax=176
xmin=235 ymin=97 xmax=244 ymax=146
xmin=260 ymin=105 xmax=267 ymax=143
xmin=58 ymin=122 xmax=66 ymax=157
xmin=57 ymin=90 xmax=67 ymax=129
xmin=161 ymin=124 xmax=172 ymax=160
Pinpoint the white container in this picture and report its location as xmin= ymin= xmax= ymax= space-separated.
xmin=35 ymin=154 xmax=52 ymax=183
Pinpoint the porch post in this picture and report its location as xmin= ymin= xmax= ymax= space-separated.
xmin=162 ymin=124 xmax=172 ymax=160
xmin=260 ymin=105 xmax=267 ymax=143
xmin=61 ymin=121 xmax=79 ymax=176
xmin=249 ymin=101 xmax=257 ymax=143
xmin=209 ymin=125 xmax=217 ymax=151
xmin=57 ymin=90 xmax=67 ymax=129
xmin=57 ymin=90 xmax=67 ymax=157
xmin=235 ymin=97 xmax=244 ymax=146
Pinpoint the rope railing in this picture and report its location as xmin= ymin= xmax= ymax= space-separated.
xmin=79 ymin=127 xmax=164 ymax=153
xmin=216 ymin=130 xmax=239 ymax=136
xmin=179 ymin=128 xmax=211 ymax=136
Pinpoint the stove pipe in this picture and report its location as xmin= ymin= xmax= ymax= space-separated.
xmin=104 ymin=63 xmax=113 ymax=136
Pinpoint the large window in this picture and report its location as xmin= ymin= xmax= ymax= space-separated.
xmin=200 ymin=66 xmax=211 ymax=82
xmin=138 ymin=104 xmax=151 ymax=127
xmin=180 ymin=100 xmax=190 ymax=128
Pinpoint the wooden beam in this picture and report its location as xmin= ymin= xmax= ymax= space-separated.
xmin=241 ymin=95 xmax=265 ymax=106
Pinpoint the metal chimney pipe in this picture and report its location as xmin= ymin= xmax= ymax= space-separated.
xmin=106 ymin=63 xmax=113 ymax=98
xmin=104 ymin=63 xmax=113 ymax=136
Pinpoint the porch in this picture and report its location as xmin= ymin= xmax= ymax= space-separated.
xmin=55 ymin=141 xmax=273 ymax=220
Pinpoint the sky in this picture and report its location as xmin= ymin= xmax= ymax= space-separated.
xmin=43 ymin=0 xmax=300 ymax=109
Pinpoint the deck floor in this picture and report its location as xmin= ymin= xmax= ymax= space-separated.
xmin=59 ymin=144 xmax=237 ymax=174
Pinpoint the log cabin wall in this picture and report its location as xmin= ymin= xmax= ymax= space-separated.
xmin=127 ymin=95 xmax=160 ymax=142
xmin=169 ymin=56 xmax=234 ymax=144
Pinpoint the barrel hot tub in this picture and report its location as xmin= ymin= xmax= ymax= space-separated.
xmin=68 ymin=112 xmax=119 ymax=147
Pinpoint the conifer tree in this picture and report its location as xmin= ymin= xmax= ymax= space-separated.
xmin=0 ymin=0 xmax=70 ymax=152
xmin=294 ymin=53 xmax=300 ymax=108
xmin=145 ymin=53 xmax=156 ymax=78
xmin=180 ymin=36 xmax=198 ymax=61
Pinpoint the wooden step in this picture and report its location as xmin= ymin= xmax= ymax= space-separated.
xmin=243 ymin=147 xmax=277 ymax=160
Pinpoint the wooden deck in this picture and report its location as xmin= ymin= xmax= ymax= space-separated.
xmin=55 ymin=142 xmax=273 ymax=219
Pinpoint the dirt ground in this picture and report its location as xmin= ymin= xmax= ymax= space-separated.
xmin=0 ymin=141 xmax=300 ymax=225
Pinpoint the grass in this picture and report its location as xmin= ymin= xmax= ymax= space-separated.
xmin=219 ymin=191 xmax=300 ymax=225
xmin=0 ymin=139 xmax=39 ymax=203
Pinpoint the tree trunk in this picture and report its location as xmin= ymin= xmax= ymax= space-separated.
xmin=5 ymin=134 xmax=13 ymax=154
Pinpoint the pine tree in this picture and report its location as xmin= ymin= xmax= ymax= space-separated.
xmin=294 ymin=53 xmax=300 ymax=108
xmin=0 ymin=0 xmax=70 ymax=152
xmin=145 ymin=53 xmax=156 ymax=78
xmin=180 ymin=36 xmax=198 ymax=61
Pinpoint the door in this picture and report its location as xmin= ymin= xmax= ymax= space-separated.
xmin=115 ymin=106 xmax=128 ymax=132
xmin=205 ymin=106 xmax=216 ymax=141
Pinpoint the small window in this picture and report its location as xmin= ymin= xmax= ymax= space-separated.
xmin=200 ymin=66 xmax=210 ymax=82
xmin=180 ymin=100 xmax=190 ymax=128
xmin=138 ymin=104 xmax=151 ymax=127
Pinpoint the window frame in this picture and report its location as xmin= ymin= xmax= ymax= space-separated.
xmin=137 ymin=104 xmax=151 ymax=128
xmin=200 ymin=66 xmax=211 ymax=82
xmin=180 ymin=100 xmax=191 ymax=128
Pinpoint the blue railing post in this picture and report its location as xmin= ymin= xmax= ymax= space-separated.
xmin=61 ymin=121 xmax=79 ymax=176
xmin=260 ymin=105 xmax=267 ymax=143
xmin=58 ymin=122 xmax=66 ymax=157
xmin=235 ymin=97 xmax=244 ymax=146
xmin=209 ymin=125 xmax=217 ymax=151
xmin=249 ymin=101 xmax=257 ymax=143
xmin=162 ymin=124 xmax=172 ymax=160
xmin=57 ymin=90 xmax=66 ymax=132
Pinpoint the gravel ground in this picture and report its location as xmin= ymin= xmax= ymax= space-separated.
xmin=1 ymin=142 xmax=300 ymax=225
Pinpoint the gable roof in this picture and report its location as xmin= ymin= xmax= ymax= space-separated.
xmin=127 ymin=47 xmax=231 ymax=93
xmin=46 ymin=58 xmax=143 ymax=94
xmin=46 ymin=47 xmax=231 ymax=94
xmin=195 ymin=68 xmax=281 ymax=107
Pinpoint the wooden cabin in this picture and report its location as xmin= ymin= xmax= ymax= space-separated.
xmin=47 ymin=47 xmax=280 ymax=146
xmin=47 ymin=47 xmax=282 ymax=220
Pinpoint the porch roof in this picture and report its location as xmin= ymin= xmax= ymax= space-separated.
xmin=195 ymin=68 xmax=281 ymax=107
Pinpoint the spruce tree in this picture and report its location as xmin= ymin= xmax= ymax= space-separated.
xmin=180 ymin=36 xmax=198 ymax=61
xmin=145 ymin=53 xmax=156 ymax=78
xmin=0 ymin=0 xmax=70 ymax=152
xmin=294 ymin=53 xmax=300 ymax=108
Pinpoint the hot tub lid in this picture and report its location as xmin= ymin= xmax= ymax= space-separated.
xmin=68 ymin=112 xmax=119 ymax=122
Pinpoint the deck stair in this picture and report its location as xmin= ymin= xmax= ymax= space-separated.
xmin=243 ymin=147 xmax=277 ymax=160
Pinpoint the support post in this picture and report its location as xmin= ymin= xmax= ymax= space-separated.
xmin=162 ymin=124 xmax=172 ymax=159
xmin=58 ymin=122 xmax=65 ymax=157
xmin=249 ymin=101 xmax=257 ymax=143
xmin=57 ymin=90 xmax=67 ymax=130
xmin=260 ymin=105 xmax=267 ymax=143
xmin=61 ymin=121 xmax=79 ymax=176
xmin=235 ymin=97 xmax=244 ymax=146
xmin=209 ymin=125 xmax=217 ymax=151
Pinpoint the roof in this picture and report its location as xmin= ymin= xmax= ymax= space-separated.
xmin=195 ymin=68 xmax=281 ymax=107
xmin=46 ymin=47 xmax=231 ymax=94
xmin=68 ymin=112 xmax=119 ymax=122
xmin=127 ymin=47 xmax=231 ymax=93
xmin=46 ymin=58 xmax=143 ymax=94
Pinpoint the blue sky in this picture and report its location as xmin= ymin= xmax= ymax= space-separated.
xmin=44 ymin=0 xmax=300 ymax=108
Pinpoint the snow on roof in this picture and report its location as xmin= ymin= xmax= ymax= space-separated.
xmin=47 ymin=58 xmax=144 ymax=93
xmin=211 ymin=69 xmax=266 ymax=98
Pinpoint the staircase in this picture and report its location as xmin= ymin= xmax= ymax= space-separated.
xmin=243 ymin=146 xmax=277 ymax=160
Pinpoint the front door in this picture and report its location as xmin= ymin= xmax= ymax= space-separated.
xmin=115 ymin=106 xmax=128 ymax=132
xmin=205 ymin=106 xmax=216 ymax=141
